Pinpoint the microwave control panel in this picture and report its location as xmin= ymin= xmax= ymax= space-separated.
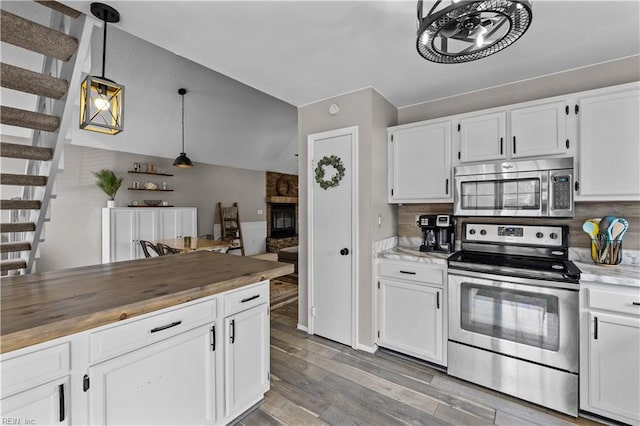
xmin=552 ymin=175 xmax=572 ymax=210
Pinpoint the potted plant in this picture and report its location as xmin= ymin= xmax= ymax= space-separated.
xmin=93 ymin=169 xmax=123 ymax=207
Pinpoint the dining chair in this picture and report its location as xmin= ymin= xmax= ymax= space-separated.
xmin=156 ymin=242 xmax=180 ymax=255
xmin=139 ymin=240 xmax=162 ymax=258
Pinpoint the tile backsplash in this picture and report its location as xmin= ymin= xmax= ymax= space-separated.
xmin=398 ymin=201 xmax=640 ymax=251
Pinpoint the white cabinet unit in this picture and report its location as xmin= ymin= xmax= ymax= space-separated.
xmin=510 ymin=100 xmax=570 ymax=159
xmin=1 ymin=343 xmax=70 ymax=425
xmin=377 ymin=260 xmax=446 ymax=366
xmin=102 ymin=207 xmax=197 ymax=263
xmin=580 ymin=281 xmax=640 ymax=425
xmin=88 ymin=324 xmax=217 ymax=425
xmin=388 ymin=120 xmax=452 ymax=203
xmin=575 ymin=83 xmax=640 ymax=201
xmin=223 ymin=282 xmax=270 ymax=420
xmin=459 ymin=111 xmax=506 ymax=163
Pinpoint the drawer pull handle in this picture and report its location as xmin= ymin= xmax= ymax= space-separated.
xmin=399 ymin=270 xmax=416 ymax=275
xmin=150 ymin=320 xmax=182 ymax=333
xmin=633 ymin=302 xmax=640 ymax=306
xmin=241 ymin=294 xmax=260 ymax=303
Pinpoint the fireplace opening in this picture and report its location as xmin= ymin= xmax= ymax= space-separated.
xmin=270 ymin=203 xmax=296 ymax=238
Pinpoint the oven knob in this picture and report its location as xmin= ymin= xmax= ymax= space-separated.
xmin=549 ymin=232 xmax=558 ymax=239
xmin=480 ymin=229 xmax=487 ymax=236
xmin=536 ymin=232 xmax=544 ymax=239
xmin=469 ymin=229 xmax=476 ymax=235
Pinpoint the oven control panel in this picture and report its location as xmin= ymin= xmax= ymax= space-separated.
xmin=464 ymin=224 xmax=564 ymax=247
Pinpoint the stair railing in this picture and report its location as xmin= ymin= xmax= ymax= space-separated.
xmin=19 ymin=10 xmax=93 ymax=273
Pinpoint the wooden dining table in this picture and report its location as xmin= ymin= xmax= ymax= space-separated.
xmin=154 ymin=237 xmax=232 ymax=253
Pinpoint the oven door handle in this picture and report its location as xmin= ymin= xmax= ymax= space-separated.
xmin=447 ymin=268 xmax=579 ymax=290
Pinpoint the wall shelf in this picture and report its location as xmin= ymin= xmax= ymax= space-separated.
xmin=127 ymin=205 xmax=175 ymax=208
xmin=128 ymin=171 xmax=174 ymax=177
xmin=128 ymin=188 xmax=174 ymax=192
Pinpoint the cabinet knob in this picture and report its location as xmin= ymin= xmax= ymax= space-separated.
xmin=340 ymin=248 xmax=350 ymax=256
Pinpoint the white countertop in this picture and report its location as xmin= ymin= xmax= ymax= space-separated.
xmin=574 ymin=261 xmax=640 ymax=288
xmin=376 ymin=246 xmax=451 ymax=266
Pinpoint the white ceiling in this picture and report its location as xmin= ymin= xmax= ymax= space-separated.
xmin=64 ymin=0 xmax=640 ymax=108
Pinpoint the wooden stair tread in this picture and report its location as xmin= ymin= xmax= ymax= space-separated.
xmin=34 ymin=1 xmax=82 ymax=19
xmin=1 ymin=241 xmax=31 ymax=253
xmin=1 ymin=259 xmax=27 ymax=272
xmin=1 ymin=63 xmax=69 ymax=99
xmin=1 ymin=173 xmax=47 ymax=186
xmin=0 ymin=142 xmax=53 ymax=161
xmin=1 ymin=9 xmax=78 ymax=61
xmin=0 ymin=199 xmax=42 ymax=210
xmin=1 ymin=222 xmax=37 ymax=233
xmin=0 ymin=106 xmax=60 ymax=132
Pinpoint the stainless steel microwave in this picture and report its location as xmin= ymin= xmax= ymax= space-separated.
xmin=454 ymin=158 xmax=574 ymax=217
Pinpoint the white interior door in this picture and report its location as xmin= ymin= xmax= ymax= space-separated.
xmin=308 ymin=127 xmax=356 ymax=346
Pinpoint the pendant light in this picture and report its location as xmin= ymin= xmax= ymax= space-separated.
xmin=416 ymin=0 xmax=532 ymax=64
xmin=173 ymin=88 xmax=194 ymax=168
xmin=80 ymin=3 xmax=124 ymax=135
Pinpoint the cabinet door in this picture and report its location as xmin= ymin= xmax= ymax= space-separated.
xmin=135 ymin=209 xmax=158 ymax=259
xmin=224 ymin=303 xmax=269 ymax=418
xmin=1 ymin=377 xmax=69 ymax=425
xmin=459 ymin=111 xmax=506 ymax=163
xmin=389 ymin=121 xmax=452 ymax=202
xmin=158 ymin=208 xmax=197 ymax=240
xmin=587 ymin=312 xmax=640 ymax=424
xmin=108 ymin=209 xmax=136 ymax=262
xmin=378 ymin=278 xmax=443 ymax=365
xmin=510 ymin=101 xmax=569 ymax=158
xmin=577 ymin=86 xmax=640 ymax=201
xmin=89 ymin=324 xmax=217 ymax=425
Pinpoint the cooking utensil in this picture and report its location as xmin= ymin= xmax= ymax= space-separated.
xmin=611 ymin=218 xmax=629 ymax=264
xmin=582 ymin=221 xmax=600 ymax=261
xmin=597 ymin=215 xmax=617 ymax=263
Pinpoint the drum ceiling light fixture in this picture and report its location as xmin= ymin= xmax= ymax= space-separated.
xmin=416 ymin=0 xmax=532 ymax=64
xmin=80 ymin=2 xmax=124 ymax=134
xmin=173 ymin=88 xmax=194 ymax=168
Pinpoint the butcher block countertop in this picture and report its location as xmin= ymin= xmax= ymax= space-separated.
xmin=1 ymin=251 xmax=294 ymax=354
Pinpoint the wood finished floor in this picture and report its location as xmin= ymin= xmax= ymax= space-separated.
xmin=234 ymin=301 xmax=603 ymax=426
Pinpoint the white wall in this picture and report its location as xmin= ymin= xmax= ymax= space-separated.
xmin=36 ymin=144 xmax=267 ymax=272
xmin=297 ymin=87 xmax=397 ymax=349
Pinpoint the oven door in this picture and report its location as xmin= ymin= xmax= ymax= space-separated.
xmin=448 ymin=269 xmax=578 ymax=372
xmin=454 ymin=170 xmax=547 ymax=217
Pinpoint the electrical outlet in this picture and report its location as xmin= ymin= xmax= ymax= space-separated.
xmin=257 ymin=209 xmax=263 ymax=215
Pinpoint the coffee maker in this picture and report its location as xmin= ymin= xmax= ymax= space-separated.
xmin=418 ymin=214 xmax=455 ymax=253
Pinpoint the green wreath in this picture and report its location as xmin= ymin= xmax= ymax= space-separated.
xmin=314 ymin=155 xmax=345 ymax=190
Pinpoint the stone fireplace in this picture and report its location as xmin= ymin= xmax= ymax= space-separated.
xmin=266 ymin=171 xmax=298 ymax=252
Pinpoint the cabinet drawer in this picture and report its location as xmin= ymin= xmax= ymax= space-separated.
xmin=1 ymin=343 xmax=70 ymax=397
xmin=378 ymin=261 xmax=444 ymax=285
xmin=224 ymin=281 xmax=269 ymax=316
xmin=90 ymin=297 xmax=217 ymax=363
xmin=588 ymin=288 xmax=640 ymax=316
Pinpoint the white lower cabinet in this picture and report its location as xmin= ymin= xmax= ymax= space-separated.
xmin=223 ymin=282 xmax=270 ymax=420
xmin=377 ymin=259 xmax=446 ymax=366
xmin=580 ymin=281 xmax=640 ymax=425
xmin=88 ymin=324 xmax=216 ymax=425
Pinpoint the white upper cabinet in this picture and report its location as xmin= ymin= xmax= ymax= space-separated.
xmin=388 ymin=120 xmax=452 ymax=203
xmin=510 ymin=100 xmax=570 ymax=159
xmin=459 ymin=111 xmax=506 ymax=163
xmin=575 ymin=83 xmax=640 ymax=201
xmin=158 ymin=208 xmax=197 ymax=239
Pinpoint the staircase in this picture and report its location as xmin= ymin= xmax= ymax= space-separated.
xmin=1 ymin=2 xmax=92 ymax=275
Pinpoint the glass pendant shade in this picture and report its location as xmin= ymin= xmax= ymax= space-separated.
xmin=80 ymin=75 xmax=124 ymax=135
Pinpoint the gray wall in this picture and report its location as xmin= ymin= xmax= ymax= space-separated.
xmin=67 ymin=20 xmax=298 ymax=174
xmin=297 ymin=87 xmax=397 ymax=349
xmin=398 ymin=55 xmax=640 ymax=123
xmin=36 ymin=144 xmax=265 ymax=272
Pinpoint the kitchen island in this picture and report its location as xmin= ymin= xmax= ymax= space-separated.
xmin=1 ymin=251 xmax=294 ymax=425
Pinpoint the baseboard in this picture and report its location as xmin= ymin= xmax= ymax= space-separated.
xmin=296 ymin=323 xmax=308 ymax=332
xmin=355 ymin=342 xmax=378 ymax=353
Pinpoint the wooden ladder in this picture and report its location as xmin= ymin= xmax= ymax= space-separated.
xmin=218 ymin=202 xmax=245 ymax=256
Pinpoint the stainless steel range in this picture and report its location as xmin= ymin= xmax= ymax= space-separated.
xmin=447 ymin=223 xmax=581 ymax=416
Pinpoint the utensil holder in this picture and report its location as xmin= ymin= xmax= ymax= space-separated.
xmin=592 ymin=240 xmax=622 ymax=265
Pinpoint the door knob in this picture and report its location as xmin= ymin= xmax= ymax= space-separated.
xmin=340 ymin=248 xmax=349 ymax=256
